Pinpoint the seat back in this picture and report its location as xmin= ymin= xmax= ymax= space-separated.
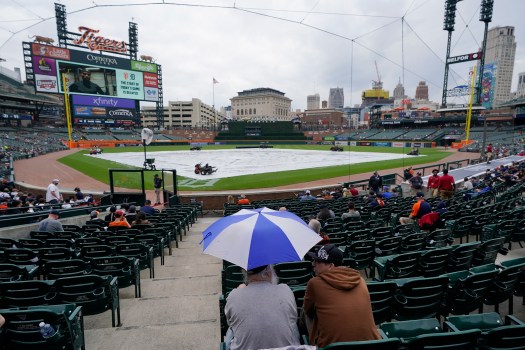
xmin=274 ymin=261 xmax=313 ymax=287
xmin=443 ymin=267 xmax=500 ymax=316
xmin=344 ymin=240 xmax=375 ymax=271
xmin=80 ymin=244 xmax=114 ymax=259
xmin=400 ymin=233 xmax=426 ymax=253
xmin=0 ymin=280 xmax=55 ymax=307
xmin=447 ymin=242 xmax=482 ymax=272
xmin=380 ymin=318 xmax=442 ymax=340
xmin=367 ymin=281 xmax=397 ymax=324
xmin=393 ymin=276 xmax=449 ymax=321
xmin=320 ymin=338 xmax=401 ymax=350
xmin=0 ymin=304 xmax=84 ymax=350
xmin=43 ymin=259 xmax=90 ymax=280
xmin=0 ymin=263 xmax=30 ymax=282
xmin=482 ymin=325 xmax=525 ymax=349
xmin=471 ymin=237 xmax=506 ymax=267
xmin=375 ymin=237 xmax=402 ymax=257
xmin=406 ymin=329 xmax=481 ymax=349
xmin=2 ymin=248 xmax=39 ymax=266
xmin=419 ymin=247 xmax=452 ymax=277
xmin=222 ymin=264 xmax=244 ymax=296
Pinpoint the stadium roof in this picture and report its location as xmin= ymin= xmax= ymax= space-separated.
xmin=436 ymin=106 xmax=486 ymax=113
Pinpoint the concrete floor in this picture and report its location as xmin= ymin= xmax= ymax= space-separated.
xmin=81 ymin=215 xmax=525 ymax=349
xmin=83 ymin=216 xmax=222 ymax=350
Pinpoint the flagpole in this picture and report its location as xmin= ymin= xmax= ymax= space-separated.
xmin=213 ymin=79 xmax=215 ymax=132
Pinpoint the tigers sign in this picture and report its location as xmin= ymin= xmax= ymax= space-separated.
xmin=73 ymin=26 xmax=127 ymax=54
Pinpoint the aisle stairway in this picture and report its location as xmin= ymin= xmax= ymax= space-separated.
xmin=84 ymin=216 xmax=222 ymax=350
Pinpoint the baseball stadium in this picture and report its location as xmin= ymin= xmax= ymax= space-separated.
xmin=1 ymin=1 xmax=525 ymax=350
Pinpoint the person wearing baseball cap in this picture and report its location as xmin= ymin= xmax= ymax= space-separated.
xmin=37 ymin=209 xmax=64 ymax=233
xmin=303 ymin=244 xmax=380 ymax=347
xmin=108 ymin=210 xmax=131 ymax=228
xmin=399 ymin=192 xmax=431 ymax=225
xmin=46 ymin=179 xmax=62 ymax=204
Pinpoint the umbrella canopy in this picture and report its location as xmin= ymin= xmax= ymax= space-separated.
xmin=201 ymin=207 xmax=322 ymax=270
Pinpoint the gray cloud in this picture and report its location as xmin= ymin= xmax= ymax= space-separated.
xmin=0 ymin=0 xmax=523 ymax=110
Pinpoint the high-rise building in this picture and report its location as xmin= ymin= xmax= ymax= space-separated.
xmin=415 ymin=81 xmax=429 ymax=100
xmin=230 ymin=87 xmax=292 ymax=121
xmin=515 ymin=72 xmax=525 ymax=98
xmin=393 ymin=79 xmax=405 ymax=100
xmin=328 ymin=87 xmax=344 ymax=109
xmin=307 ymin=93 xmax=320 ymax=110
xmin=141 ymin=98 xmax=223 ymax=128
xmin=485 ymin=26 xmax=516 ymax=106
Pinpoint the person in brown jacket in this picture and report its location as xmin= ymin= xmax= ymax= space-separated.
xmin=303 ymin=244 xmax=380 ymax=347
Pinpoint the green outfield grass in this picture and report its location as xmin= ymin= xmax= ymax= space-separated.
xmin=57 ymin=145 xmax=453 ymax=191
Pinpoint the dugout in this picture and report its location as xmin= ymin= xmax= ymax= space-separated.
xmin=101 ymin=169 xmax=178 ymax=207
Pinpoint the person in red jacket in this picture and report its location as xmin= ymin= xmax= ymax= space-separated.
xmin=437 ymin=168 xmax=456 ymax=199
xmin=427 ymin=169 xmax=441 ymax=197
xmin=237 ymin=194 xmax=250 ymax=205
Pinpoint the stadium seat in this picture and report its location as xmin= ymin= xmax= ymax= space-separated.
xmin=446 ymin=242 xmax=481 ymax=272
xmin=471 ymin=237 xmax=506 ymax=267
xmin=392 ymin=276 xmax=449 ymax=321
xmin=418 ymin=247 xmax=452 ymax=277
xmin=115 ymin=243 xmax=154 ymax=278
xmin=274 ymin=261 xmax=313 ymax=287
xmin=496 ymin=257 xmax=525 ymax=314
xmin=42 ymin=259 xmax=91 ymax=280
xmin=441 ymin=264 xmax=500 ymax=316
xmin=0 ymin=280 xmax=55 ymax=308
xmin=373 ymin=251 xmax=421 ymax=281
xmin=90 ymin=255 xmax=141 ymax=298
xmin=319 ymin=338 xmax=401 ymax=350
xmin=379 ymin=318 xmax=442 ymax=341
xmin=343 ymin=239 xmax=375 ymax=278
xmin=0 ymin=304 xmax=85 ymax=350
xmin=54 ymin=274 xmax=121 ymax=327
xmin=0 ymin=263 xmax=38 ymax=282
xmin=367 ymin=281 xmax=397 ymax=324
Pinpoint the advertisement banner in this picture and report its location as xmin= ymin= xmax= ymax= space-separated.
xmin=131 ymin=60 xmax=158 ymax=73
xmin=69 ymin=49 xmax=131 ymax=69
xmin=72 ymin=95 xmax=135 ymax=108
xmin=1 ymin=114 xmax=32 ymax=120
xmin=373 ymin=142 xmax=391 ymax=147
xmin=144 ymin=87 xmax=159 ymax=101
xmin=143 ymin=73 xmax=158 ymax=88
xmin=116 ymin=69 xmax=144 ymax=99
xmin=349 ymin=141 xmax=357 ymax=147
xmin=481 ymin=63 xmax=496 ymax=109
xmin=33 ymin=56 xmax=57 ymax=76
xmin=106 ymin=107 xmax=137 ymax=119
xmin=392 ymin=142 xmax=405 ymax=148
xmin=32 ymin=43 xmax=70 ymax=60
xmin=359 ymin=142 xmax=371 ymax=146
xmin=35 ymin=74 xmax=58 ymax=93
xmin=73 ymin=106 xmax=107 ymax=117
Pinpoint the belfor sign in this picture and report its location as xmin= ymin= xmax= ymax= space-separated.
xmin=447 ymin=51 xmax=482 ymax=64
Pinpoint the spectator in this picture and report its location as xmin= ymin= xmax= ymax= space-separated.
xmin=368 ymin=171 xmax=383 ymax=194
xmin=486 ymin=143 xmax=493 ymax=164
xmin=226 ymin=195 xmax=236 ymax=204
xmin=381 ymin=186 xmax=394 ymax=199
xmin=437 ymin=169 xmax=456 ymax=200
xmin=409 ymin=172 xmax=424 ymax=196
xmin=126 ymin=205 xmax=137 ymax=222
xmin=404 ymin=166 xmax=414 ymax=181
xmin=309 ymin=219 xmax=330 ymax=244
xmin=341 ymin=202 xmax=360 ymax=221
xmin=88 ymin=210 xmax=105 ymax=224
xmin=462 ymin=177 xmax=473 ymax=191
xmin=153 ymin=174 xmax=163 ymax=205
xmin=74 ymin=187 xmax=84 ymax=201
xmin=237 ymin=194 xmax=250 ymax=205
xmin=303 ymin=244 xmax=380 ymax=347
xmin=368 ymin=193 xmax=385 ymax=208
xmin=108 ymin=210 xmax=131 ymax=228
xmin=105 ymin=206 xmax=117 ymax=222
xmin=341 ymin=188 xmax=350 ymax=198
xmin=300 ymin=190 xmax=317 ymax=201
xmin=316 ymin=205 xmax=335 ymax=221
xmin=224 ymin=265 xmax=300 ymax=350
xmin=348 ymin=184 xmax=359 ymax=197
xmin=132 ymin=212 xmax=152 ymax=226
xmin=46 ymin=179 xmax=62 ymax=204
xmin=427 ymin=169 xmax=440 ymax=197
xmin=399 ymin=192 xmax=431 ymax=225
xmin=435 ymin=201 xmax=448 ymax=216
xmin=38 ymin=209 xmax=64 ymax=233
xmin=140 ymin=200 xmax=156 ymax=216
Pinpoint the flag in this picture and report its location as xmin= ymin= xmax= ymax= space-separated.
xmin=213 ymin=77 xmax=219 ymax=84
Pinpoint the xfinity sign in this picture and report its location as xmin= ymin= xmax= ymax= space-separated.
xmin=447 ymin=51 xmax=482 ymax=64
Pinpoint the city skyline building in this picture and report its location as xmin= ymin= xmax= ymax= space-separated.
xmin=393 ymin=79 xmax=406 ymax=100
xmin=307 ymin=93 xmax=320 ymax=110
xmin=485 ymin=26 xmax=517 ymax=107
xmin=328 ymin=87 xmax=344 ymax=109
xmin=515 ymin=72 xmax=525 ymax=98
xmin=141 ymin=98 xmax=223 ymax=128
xmin=230 ymin=87 xmax=292 ymax=121
xmin=415 ymin=81 xmax=429 ymax=100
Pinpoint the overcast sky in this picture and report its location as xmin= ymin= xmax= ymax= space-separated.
xmin=1 ymin=0 xmax=524 ymax=111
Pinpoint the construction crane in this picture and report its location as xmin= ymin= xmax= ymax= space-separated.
xmin=372 ymin=60 xmax=383 ymax=90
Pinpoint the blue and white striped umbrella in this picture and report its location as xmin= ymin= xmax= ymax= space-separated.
xmin=201 ymin=207 xmax=322 ymax=270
